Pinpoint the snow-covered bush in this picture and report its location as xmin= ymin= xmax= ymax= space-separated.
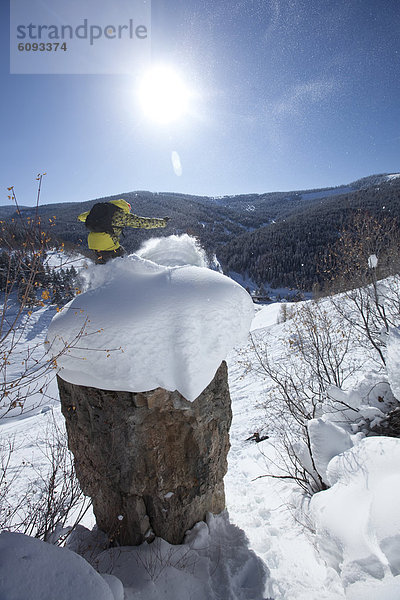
xmin=248 ymin=269 xmax=400 ymax=495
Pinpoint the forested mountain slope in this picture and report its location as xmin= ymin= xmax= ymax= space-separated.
xmin=219 ymin=176 xmax=400 ymax=289
xmin=1 ymin=173 xmax=399 ymax=290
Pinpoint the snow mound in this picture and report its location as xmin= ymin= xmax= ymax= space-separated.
xmin=136 ymin=233 xmax=209 ymax=267
xmin=310 ymin=437 xmax=400 ymax=591
xmin=250 ymin=303 xmax=284 ymax=331
xmin=47 ymin=254 xmax=254 ymax=401
xmin=0 ymin=531 xmax=119 ymax=600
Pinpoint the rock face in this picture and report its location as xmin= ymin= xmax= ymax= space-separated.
xmin=57 ymin=361 xmax=232 ymax=546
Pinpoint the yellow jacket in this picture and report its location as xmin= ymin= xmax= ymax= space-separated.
xmin=78 ymin=199 xmax=168 ymax=251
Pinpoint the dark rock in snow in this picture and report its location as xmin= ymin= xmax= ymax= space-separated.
xmin=57 ymin=361 xmax=232 ymax=545
xmin=371 ymin=406 xmax=400 ymax=438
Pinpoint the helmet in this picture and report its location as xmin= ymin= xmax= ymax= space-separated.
xmin=111 ymin=199 xmax=131 ymax=213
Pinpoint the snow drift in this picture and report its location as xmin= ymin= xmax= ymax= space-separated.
xmin=0 ymin=531 xmax=121 ymax=600
xmin=0 ymin=514 xmax=267 ymax=600
xmin=46 ymin=253 xmax=254 ymax=401
xmin=310 ymin=436 xmax=400 ymax=591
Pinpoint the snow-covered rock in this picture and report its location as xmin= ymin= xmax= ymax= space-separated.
xmin=0 ymin=531 xmax=120 ymax=600
xmin=46 ymin=254 xmax=254 ymax=402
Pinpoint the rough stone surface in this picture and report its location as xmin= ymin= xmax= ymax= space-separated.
xmin=57 ymin=361 xmax=232 ymax=546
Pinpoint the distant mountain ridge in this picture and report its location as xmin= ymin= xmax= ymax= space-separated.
xmin=219 ymin=174 xmax=400 ymax=290
xmin=1 ymin=172 xmax=399 ymax=290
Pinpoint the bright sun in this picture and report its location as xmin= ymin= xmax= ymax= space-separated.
xmin=137 ymin=66 xmax=190 ymax=124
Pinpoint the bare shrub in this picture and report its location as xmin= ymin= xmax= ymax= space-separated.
xmin=277 ymin=303 xmax=295 ymax=324
xmin=0 ymin=175 xmax=90 ymax=543
xmin=0 ymin=414 xmax=90 ymax=544
xmin=0 ymin=174 xmax=83 ymax=418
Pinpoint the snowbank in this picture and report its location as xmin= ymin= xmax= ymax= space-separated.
xmin=250 ymin=303 xmax=284 ymax=331
xmin=310 ymin=436 xmax=400 ymax=593
xmin=46 ymin=253 xmax=254 ymax=401
xmin=0 ymin=531 xmax=121 ymax=600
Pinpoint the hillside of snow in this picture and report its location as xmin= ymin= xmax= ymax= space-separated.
xmin=2 ymin=235 xmax=400 ymax=599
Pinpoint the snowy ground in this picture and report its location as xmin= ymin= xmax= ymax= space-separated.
xmin=1 ymin=303 xmax=344 ymax=600
xmin=2 ymin=238 xmax=400 ymax=599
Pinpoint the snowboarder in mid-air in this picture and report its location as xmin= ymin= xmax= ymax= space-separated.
xmin=78 ymin=199 xmax=169 ymax=264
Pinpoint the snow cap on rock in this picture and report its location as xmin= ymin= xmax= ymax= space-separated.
xmin=46 ymin=253 xmax=254 ymax=401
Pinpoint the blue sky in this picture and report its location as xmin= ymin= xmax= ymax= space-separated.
xmin=1 ymin=0 xmax=399 ymax=205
